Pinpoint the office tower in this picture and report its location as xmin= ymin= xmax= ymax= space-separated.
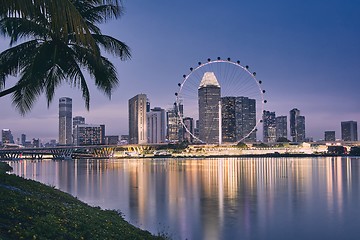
xmin=276 ymin=116 xmax=287 ymax=141
xmin=290 ymin=108 xmax=305 ymax=142
xmin=73 ymin=116 xmax=85 ymax=127
xmin=105 ymin=135 xmax=119 ymax=145
xmin=324 ymin=131 xmax=336 ymax=141
xmin=146 ymin=99 xmax=151 ymax=112
xmin=59 ymin=97 xmax=72 ymax=145
xmin=147 ymin=107 xmax=166 ymax=144
xmin=21 ymin=134 xmax=26 ymax=146
xmin=221 ymin=97 xmax=237 ymax=143
xmin=220 ymin=96 xmax=257 ymax=143
xmin=296 ymin=116 xmax=306 ymax=142
xmin=73 ymin=116 xmax=85 ymax=144
xmin=263 ymin=111 xmax=276 ymax=143
xmin=194 ymin=120 xmax=200 ymax=139
xmin=128 ymin=94 xmax=147 ymax=144
xmin=1 ymin=129 xmax=14 ymax=144
xmin=183 ymin=117 xmax=194 ymax=143
xmin=341 ymin=121 xmax=358 ymax=141
xmin=235 ymin=96 xmax=256 ymax=142
xmin=73 ymin=124 xmax=105 ymax=145
xmin=167 ymin=102 xmax=183 ymax=142
xmin=198 ymin=72 xmax=221 ymax=144
xmin=32 ymin=138 xmax=40 ymax=148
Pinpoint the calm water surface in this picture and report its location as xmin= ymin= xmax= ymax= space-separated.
xmin=8 ymin=157 xmax=360 ymax=240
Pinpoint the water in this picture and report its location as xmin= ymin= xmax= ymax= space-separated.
xmin=8 ymin=157 xmax=360 ymax=240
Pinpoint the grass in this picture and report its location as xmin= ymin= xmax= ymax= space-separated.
xmin=0 ymin=162 xmax=166 ymax=239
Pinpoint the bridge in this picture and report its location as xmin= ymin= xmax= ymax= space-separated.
xmin=0 ymin=145 xmax=118 ymax=160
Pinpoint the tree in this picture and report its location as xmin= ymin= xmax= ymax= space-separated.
xmin=0 ymin=0 xmax=130 ymax=114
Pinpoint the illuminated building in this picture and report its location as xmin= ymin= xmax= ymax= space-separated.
xmin=129 ymin=94 xmax=148 ymax=144
xmin=263 ymin=111 xmax=276 ymax=143
xmin=290 ymin=108 xmax=305 ymax=142
xmin=221 ymin=97 xmax=237 ymax=143
xmin=167 ymin=102 xmax=183 ymax=142
xmin=341 ymin=121 xmax=358 ymax=141
xmin=198 ymin=72 xmax=221 ymax=144
xmin=235 ymin=96 xmax=256 ymax=142
xmin=221 ymin=96 xmax=256 ymax=143
xmin=73 ymin=124 xmax=105 ymax=145
xmin=324 ymin=131 xmax=336 ymax=141
xmin=147 ymin=107 xmax=166 ymax=144
xmin=105 ymin=135 xmax=119 ymax=145
xmin=276 ymin=116 xmax=287 ymax=141
xmin=183 ymin=117 xmax=194 ymax=143
xmin=59 ymin=97 xmax=72 ymax=145
xmin=73 ymin=116 xmax=85 ymax=144
xmin=1 ymin=129 xmax=14 ymax=144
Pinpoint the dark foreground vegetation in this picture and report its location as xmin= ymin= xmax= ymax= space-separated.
xmin=0 ymin=162 xmax=165 ymax=240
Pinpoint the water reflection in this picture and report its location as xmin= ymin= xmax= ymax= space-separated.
xmin=9 ymin=157 xmax=360 ymax=240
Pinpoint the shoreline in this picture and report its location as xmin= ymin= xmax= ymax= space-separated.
xmin=0 ymin=162 xmax=166 ymax=239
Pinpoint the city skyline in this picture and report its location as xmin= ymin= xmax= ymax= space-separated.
xmin=0 ymin=0 xmax=359 ymax=141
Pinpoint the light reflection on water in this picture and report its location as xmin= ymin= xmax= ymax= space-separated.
xmin=8 ymin=157 xmax=360 ymax=240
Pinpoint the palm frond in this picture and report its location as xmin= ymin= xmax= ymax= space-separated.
xmin=92 ymin=34 xmax=130 ymax=60
xmin=0 ymin=40 xmax=39 ymax=88
xmin=0 ymin=17 xmax=48 ymax=45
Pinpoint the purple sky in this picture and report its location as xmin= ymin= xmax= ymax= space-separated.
xmin=1 ymin=0 xmax=359 ymax=142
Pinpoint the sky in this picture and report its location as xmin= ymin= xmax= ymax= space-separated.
xmin=0 ymin=0 xmax=359 ymax=143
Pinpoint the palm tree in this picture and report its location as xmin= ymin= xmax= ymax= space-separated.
xmin=0 ymin=0 xmax=130 ymax=114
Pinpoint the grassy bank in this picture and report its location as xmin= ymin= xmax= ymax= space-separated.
xmin=0 ymin=162 xmax=165 ymax=239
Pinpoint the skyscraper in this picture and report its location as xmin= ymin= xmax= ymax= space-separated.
xmin=147 ymin=107 xmax=166 ymax=144
xmin=59 ymin=97 xmax=72 ymax=145
xmin=221 ymin=97 xmax=237 ymax=143
xmin=73 ymin=124 xmax=105 ymax=145
xmin=183 ymin=117 xmax=194 ymax=143
xmin=198 ymin=72 xmax=221 ymax=144
xmin=129 ymin=94 xmax=147 ymax=144
xmin=73 ymin=116 xmax=85 ymax=144
xmin=290 ymin=108 xmax=305 ymax=142
xmin=221 ymin=96 xmax=256 ymax=143
xmin=1 ymin=129 xmax=14 ymax=144
xmin=263 ymin=111 xmax=276 ymax=143
xmin=324 ymin=131 xmax=336 ymax=141
xmin=235 ymin=96 xmax=256 ymax=142
xmin=167 ymin=102 xmax=183 ymax=142
xmin=341 ymin=121 xmax=358 ymax=141
xmin=276 ymin=116 xmax=287 ymax=141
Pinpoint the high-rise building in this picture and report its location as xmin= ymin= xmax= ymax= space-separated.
xmin=221 ymin=97 xmax=237 ymax=143
xmin=263 ymin=111 xmax=276 ymax=143
xmin=73 ymin=124 xmax=105 ymax=145
xmin=73 ymin=116 xmax=85 ymax=144
xmin=167 ymin=102 xmax=183 ymax=142
xmin=128 ymin=94 xmax=147 ymax=144
xmin=296 ymin=116 xmax=306 ymax=142
xmin=220 ymin=96 xmax=256 ymax=143
xmin=290 ymin=108 xmax=305 ymax=142
xmin=198 ymin=72 xmax=221 ymax=144
xmin=147 ymin=107 xmax=166 ymax=144
xmin=324 ymin=131 xmax=336 ymax=141
xmin=276 ymin=116 xmax=287 ymax=141
xmin=59 ymin=97 xmax=72 ymax=145
xmin=21 ymin=134 xmax=26 ymax=146
xmin=1 ymin=129 xmax=14 ymax=144
xmin=183 ymin=117 xmax=194 ymax=143
xmin=341 ymin=121 xmax=358 ymax=141
xmin=235 ymin=96 xmax=256 ymax=142
xmin=105 ymin=135 xmax=119 ymax=145
xmin=73 ymin=116 xmax=85 ymax=127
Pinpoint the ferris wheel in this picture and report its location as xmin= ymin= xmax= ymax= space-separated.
xmin=175 ymin=57 xmax=266 ymax=144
